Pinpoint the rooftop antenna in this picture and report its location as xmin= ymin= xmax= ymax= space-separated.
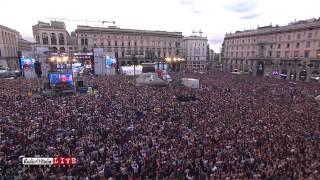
xmin=198 ymin=29 xmax=203 ymax=37
xmin=192 ymin=30 xmax=196 ymax=36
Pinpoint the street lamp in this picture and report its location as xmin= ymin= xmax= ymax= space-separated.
xmin=133 ymin=54 xmax=137 ymax=76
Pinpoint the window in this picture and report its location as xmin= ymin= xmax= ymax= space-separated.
xmin=84 ymin=38 xmax=88 ymax=46
xmin=251 ymin=51 xmax=255 ymax=57
xmin=304 ymin=50 xmax=310 ymax=58
xmin=297 ymin=33 xmax=301 ymax=39
xmin=122 ymin=51 xmax=125 ymax=57
xmin=50 ymin=33 xmax=57 ymax=45
xmin=36 ymin=36 xmax=40 ymax=43
xmin=115 ymin=41 xmax=117 ymax=46
xmin=101 ymin=43 xmax=104 ymax=46
xmin=134 ymin=41 xmax=137 ymax=46
xmin=287 ymin=34 xmax=291 ymax=40
xmin=270 ymin=44 xmax=273 ymax=49
xmin=279 ymin=36 xmax=282 ymax=41
xmin=236 ymin=52 xmax=238 ymax=57
xmin=58 ymin=33 xmax=65 ymax=45
xmin=316 ymin=50 xmax=320 ymax=58
xmin=128 ymin=42 xmax=131 ymax=46
xmin=247 ymin=52 xmax=250 ymax=57
xmin=286 ymin=43 xmax=290 ymax=48
xmin=308 ymin=32 xmax=312 ymax=38
xmin=306 ymin=41 xmax=311 ymax=48
xmin=294 ymin=51 xmax=299 ymax=57
xmin=269 ymin=51 xmax=273 ymax=57
xmin=276 ymin=51 xmax=280 ymax=58
xmin=241 ymin=52 xmax=244 ymax=57
xmin=42 ymin=33 xmax=48 ymax=45
xmin=285 ymin=51 xmax=290 ymax=58
xmin=296 ymin=42 xmax=300 ymax=48
xmin=122 ymin=42 xmax=124 ymax=46
xmin=278 ymin=44 xmax=281 ymax=49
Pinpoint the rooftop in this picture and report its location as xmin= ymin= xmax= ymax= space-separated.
xmin=75 ymin=25 xmax=183 ymax=37
xmin=225 ymin=17 xmax=320 ymax=38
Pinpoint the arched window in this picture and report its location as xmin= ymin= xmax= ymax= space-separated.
xmin=59 ymin=33 xmax=65 ymax=45
xmin=81 ymin=38 xmax=85 ymax=46
xmin=50 ymin=33 xmax=57 ymax=45
xmin=50 ymin=47 xmax=58 ymax=52
xmin=36 ymin=36 xmax=40 ymax=43
xmin=60 ymin=47 xmax=65 ymax=52
xmin=42 ymin=33 xmax=48 ymax=45
xmin=85 ymin=38 xmax=88 ymax=45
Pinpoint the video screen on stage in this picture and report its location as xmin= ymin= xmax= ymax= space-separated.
xmin=20 ymin=57 xmax=35 ymax=69
xmin=49 ymin=73 xmax=73 ymax=86
xmin=105 ymin=55 xmax=117 ymax=67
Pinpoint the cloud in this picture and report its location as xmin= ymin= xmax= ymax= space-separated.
xmin=191 ymin=7 xmax=201 ymax=14
xmin=225 ymin=0 xmax=258 ymax=13
xmin=179 ymin=0 xmax=202 ymax=15
xmin=179 ymin=0 xmax=193 ymax=5
xmin=209 ymin=38 xmax=224 ymax=45
xmin=240 ymin=13 xmax=260 ymax=20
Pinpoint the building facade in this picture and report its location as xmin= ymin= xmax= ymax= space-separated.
xmin=18 ymin=37 xmax=33 ymax=52
xmin=32 ymin=21 xmax=77 ymax=53
xmin=182 ymin=35 xmax=208 ymax=69
xmin=75 ymin=25 xmax=183 ymax=66
xmin=0 ymin=24 xmax=20 ymax=69
xmin=222 ymin=18 xmax=320 ymax=82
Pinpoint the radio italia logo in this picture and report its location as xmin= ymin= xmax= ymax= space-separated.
xmin=22 ymin=157 xmax=77 ymax=167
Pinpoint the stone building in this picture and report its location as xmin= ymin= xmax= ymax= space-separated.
xmin=32 ymin=21 xmax=77 ymax=53
xmin=0 ymin=24 xmax=20 ymax=69
xmin=222 ymin=18 xmax=320 ymax=82
xmin=182 ymin=35 xmax=208 ymax=69
xmin=75 ymin=25 xmax=183 ymax=66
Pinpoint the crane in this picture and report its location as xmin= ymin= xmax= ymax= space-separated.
xmin=46 ymin=17 xmax=115 ymax=27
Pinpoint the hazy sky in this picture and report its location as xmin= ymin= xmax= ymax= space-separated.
xmin=1 ymin=0 xmax=320 ymax=52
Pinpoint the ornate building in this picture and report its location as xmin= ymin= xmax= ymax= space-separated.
xmin=75 ymin=25 xmax=183 ymax=65
xmin=182 ymin=35 xmax=208 ymax=69
xmin=222 ymin=18 xmax=320 ymax=82
xmin=32 ymin=21 xmax=78 ymax=53
xmin=0 ymin=24 xmax=20 ymax=69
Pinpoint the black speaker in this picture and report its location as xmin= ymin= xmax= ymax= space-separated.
xmin=76 ymin=81 xmax=84 ymax=87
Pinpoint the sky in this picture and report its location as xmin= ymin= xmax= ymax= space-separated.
xmin=0 ymin=0 xmax=320 ymax=52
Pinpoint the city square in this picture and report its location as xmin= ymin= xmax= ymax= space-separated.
xmin=1 ymin=0 xmax=320 ymax=179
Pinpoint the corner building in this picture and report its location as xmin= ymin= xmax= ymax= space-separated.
xmin=222 ymin=18 xmax=320 ymax=82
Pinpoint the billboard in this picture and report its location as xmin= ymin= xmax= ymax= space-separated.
xmin=49 ymin=73 xmax=73 ymax=86
xmin=20 ymin=57 xmax=35 ymax=69
xmin=93 ymin=48 xmax=104 ymax=75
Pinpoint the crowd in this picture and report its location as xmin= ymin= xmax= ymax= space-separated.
xmin=0 ymin=72 xmax=319 ymax=179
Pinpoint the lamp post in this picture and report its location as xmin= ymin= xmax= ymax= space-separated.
xmin=133 ymin=54 xmax=137 ymax=76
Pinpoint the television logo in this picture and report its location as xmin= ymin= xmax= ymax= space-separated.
xmin=22 ymin=157 xmax=77 ymax=167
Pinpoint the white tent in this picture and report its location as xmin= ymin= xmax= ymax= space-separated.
xmin=181 ymin=78 xmax=200 ymax=89
xmin=315 ymin=95 xmax=320 ymax=101
xmin=136 ymin=73 xmax=168 ymax=86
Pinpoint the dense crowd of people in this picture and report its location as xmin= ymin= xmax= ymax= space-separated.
xmin=0 ymin=72 xmax=319 ymax=179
